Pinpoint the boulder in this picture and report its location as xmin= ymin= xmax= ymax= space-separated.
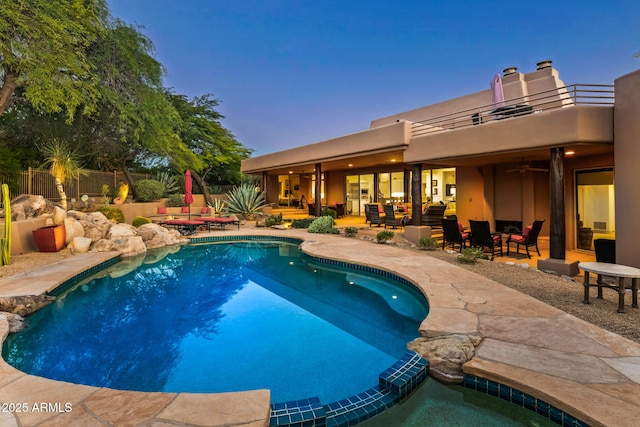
xmin=112 ymin=235 xmax=147 ymax=257
xmin=81 ymin=212 xmax=112 ymax=242
xmin=138 ymin=223 xmax=188 ymax=249
xmin=4 ymin=194 xmax=58 ymax=221
xmin=64 ymin=217 xmax=85 ymax=243
xmin=67 ymin=210 xmax=88 ymax=221
xmin=0 ymin=312 xmax=25 ymax=334
xmin=69 ymin=236 xmax=92 ymax=253
xmin=90 ymin=238 xmax=115 ymax=252
xmin=0 ymin=295 xmax=56 ymax=317
xmin=52 ymin=206 xmax=66 ymax=225
xmin=408 ymin=334 xmax=483 ymax=384
xmin=108 ymin=223 xmax=138 ymax=239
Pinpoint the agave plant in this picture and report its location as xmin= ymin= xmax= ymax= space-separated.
xmin=208 ymin=197 xmax=226 ymax=215
xmin=225 ymin=184 xmax=267 ymax=220
xmin=155 ymin=171 xmax=180 ymax=195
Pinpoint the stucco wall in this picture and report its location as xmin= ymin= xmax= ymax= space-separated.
xmin=613 ymin=70 xmax=640 ymax=267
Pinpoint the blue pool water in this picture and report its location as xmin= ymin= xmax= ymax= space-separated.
xmin=2 ymin=241 xmax=428 ymax=403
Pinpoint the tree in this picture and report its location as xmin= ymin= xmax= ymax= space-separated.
xmin=0 ymin=0 xmax=107 ymax=119
xmin=40 ymin=140 xmax=86 ymax=210
xmin=168 ymin=93 xmax=252 ymax=204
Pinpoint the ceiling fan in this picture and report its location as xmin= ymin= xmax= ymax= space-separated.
xmin=505 ymin=164 xmax=550 ymax=173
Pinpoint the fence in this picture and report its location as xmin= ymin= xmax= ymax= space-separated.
xmin=1 ymin=168 xmax=150 ymax=203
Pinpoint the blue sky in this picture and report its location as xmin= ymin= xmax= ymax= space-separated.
xmin=108 ymin=0 xmax=640 ymax=156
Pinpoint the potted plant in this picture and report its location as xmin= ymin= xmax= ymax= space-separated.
xmin=32 ymin=224 xmax=66 ymax=252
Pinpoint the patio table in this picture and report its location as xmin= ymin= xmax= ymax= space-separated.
xmin=579 ymin=261 xmax=640 ymax=313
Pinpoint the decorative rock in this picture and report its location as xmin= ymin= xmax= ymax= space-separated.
xmin=0 ymin=295 xmax=56 ymax=317
xmin=64 ymin=217 xmax=85 ymax=244
xmin=112 ymin=235 xmax=147 ymax=257
xmin=138 ymin=223 xmax=188 ymax=249
xmin=0 ymin=312 xmax=25 ymax=334
xmin=4 ymin=194 xmax=57 ymax=221
xmin=66 ymin=210 xmax=88 ymax=221
xmin=52 ymin=206 xmax=67 ymax=225
xmin=408 ymin=334 xmax=483 ymax=384
xmin=69 ymin=236 xmax=92 ymax=253
xmin=90 ymin=238 xmax=115 ymax=252
xmin=108 ymin=223 xmax=138 ymax=239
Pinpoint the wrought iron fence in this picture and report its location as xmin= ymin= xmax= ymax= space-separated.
xmin=1 ymin=168 xmax=150 ymax=202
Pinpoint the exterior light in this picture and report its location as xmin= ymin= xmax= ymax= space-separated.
xmin=391 ymin=159 xmax=397 ymax=163
xmin=348 ymin=164 xmax=353 ymax=167
xmin=565 ymin=151 xmax=575 ymax=155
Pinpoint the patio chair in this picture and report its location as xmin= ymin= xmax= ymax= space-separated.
xmin=441 ymin=218 xmax=469 ymax=252
xmin=469 ymin=220 xmax=503 ymax=260
xmin=366 ymin=203 xmax=385 ymax=227
xmin=383 ymin=205 xmax=403 ymax=229
xmin=422 ymin=204 xmax=446 ymax=228
xmin=594 ymin=239 xmax=616 ymax=263
xmin=506 ymin=220 xmax=545 ymax=258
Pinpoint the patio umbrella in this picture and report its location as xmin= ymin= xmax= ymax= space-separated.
xmin=184 ymin=170 xmax=194 ymax=220
xmin=490 ymin=73 xmax=505 ymax=109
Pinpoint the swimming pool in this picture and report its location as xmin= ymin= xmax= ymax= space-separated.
xmin=2 ymin=240 xmax=428 ymax=403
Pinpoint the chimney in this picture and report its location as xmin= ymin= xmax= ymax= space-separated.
xmin=536 ymin=60 xmax=552 ymax=70
xmin=503 ymin=67 xmax=517 ymax=76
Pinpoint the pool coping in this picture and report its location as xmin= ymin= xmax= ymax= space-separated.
xmin=2 ymin=229 xmax=640 ymax=426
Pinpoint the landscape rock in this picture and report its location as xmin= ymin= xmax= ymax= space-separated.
xmin=111 ymin=235 xmax=147 ymax=257
xmin=52 ymin=206 xmax=66 ymax=225
xmin=0 ymin=295 xmax=56 ymax=317
xmin=69 ymin=236 xmax=92 ymax=253
xmin=138 ymin=223 xmax=188 ymax=249
xmin=64 ymin=217 xmax=85 ymax=244
xmin=108 ymin=223 xmax=138 ymax=239
xmin=0 ymin=312 xmax=26 ymax=334
xmin=4 ymin=194 xmax=57 ymax=221
xmin=408 ymin=334 xmax=483 ymax=384
xmin=90 ymin=238 xmax=115 ymax=252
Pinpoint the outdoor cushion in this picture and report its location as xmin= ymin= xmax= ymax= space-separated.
xmin=458 ymin=221 xmax=464 ymax=233
xmin=523 ymin=225 xmax=532 ymax=237
xmin=157 ymin=207 xmax=166 ymax=214
xmin=181 ymin=206 xmax=189 ymax=213
xmin=509 ymin=234 xmax=527 ymax=243
xmin=461 ymin=232 xmax=470 ymax=239
xmin=201 ymin=206 xmax=209 ymax=214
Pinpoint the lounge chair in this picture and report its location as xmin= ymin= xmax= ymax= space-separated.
xmin=422 ymin=205 xmax=446 ymax=228
xmin=441 ymin=218 xmax=469 ymax=251
xmin=506 ymin=220 xmax=545 ymax=258
xmin=366 ymin=203 xmax=385 ymax=227
xmin=469 ymin=220 xmax=503 ymax=260
xmin=383 ymin=205 xmax=403 ymax=229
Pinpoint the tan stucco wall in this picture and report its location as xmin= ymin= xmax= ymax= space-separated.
xmin=613 ymin=70 xmax=640 ymax=268
xmin=404 ymin=106 xmax=613 ymax=164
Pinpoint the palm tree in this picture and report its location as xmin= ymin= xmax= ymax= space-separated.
xmin=40 ymin=140 xmax=86 ymax=210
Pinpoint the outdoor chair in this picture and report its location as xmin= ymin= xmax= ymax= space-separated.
xmin=441 ymin=218 xmax=469 ymax=252
xmin=506 ymin=220 xmax=545 ymax=258
xmin=366 ymin=203 xmax=385 ymax=227
xmin=469 ymin=220 xmax=503 ymax=261
xmin=308 ymin=202 xmax=316 ymax=216
xmin=422 ymin=205 xmax=446 ymax=228
xmin=331 ymin=203 xmax=346 ymax=218
xmin=383 ymin=205 xmax=403 ymax=229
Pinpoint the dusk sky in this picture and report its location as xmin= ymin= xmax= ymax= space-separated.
xmin=108 ymin=1 xmax=640 ymax=156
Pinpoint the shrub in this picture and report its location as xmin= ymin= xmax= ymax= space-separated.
xmin=226 ymin=184 xmax=267 ymax=219
xmin=264 ymin=212 xmax=283 ymax=227
xmin=458 ymin=247 xmax=485 ymax=264
xmin=376 ymin=230 xmax=395 ymax=243
xmin=327 ymin=227 xmax=341 ymax=234
xmin=418 ymin=237 xmax=439 ymax=250
xmin=320 ymin=207 xmax=337 ymax=219
xmin=343 ymin=226 xmax=358 ymax=237
xmin=97 ymin=207 xmax=125 ymax=223
xmin=166 ymin=193 xmax=184 ymax=207
xmin=291 ymin=218 xmax=314 ymax=229
xmin=308 ymin=216 xmax=335 ymax=234
xmin=134 ymin=179 xmax=165 ymax=202
xmin=133 ymin=216 xmax=152 ymax=227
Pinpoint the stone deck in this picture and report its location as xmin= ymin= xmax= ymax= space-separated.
xmin=1 ymin=228 xmax=639 ymax=426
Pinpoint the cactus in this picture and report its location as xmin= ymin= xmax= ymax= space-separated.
xmin=1 ymin=183 xmax=11 ymax=265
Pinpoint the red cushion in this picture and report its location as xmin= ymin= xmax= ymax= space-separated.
xmin=378 ymin=205 xmax=384 ymax=213
xmin=461 ymin=232 xmax=470 ymax=239
xmin=458 ymin=222 xmax=464 ymax=233
xmin=157 ymin=207 xmax=166 ymax=214
xmin=492 ymin=235 xmax=501 ymax=243
xmin=181 ymin=206 xmax=189 ymax=213
xmin=201 ymin=206 xmax=209 ymax=214
xmin=523 ymin=225 xmax=532 ymax=237
xmin=510 ymin=235 xmax=526 ymax=243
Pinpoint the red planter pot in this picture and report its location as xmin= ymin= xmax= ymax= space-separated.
xmin=32 ymin=225 xmax=66 ymax=252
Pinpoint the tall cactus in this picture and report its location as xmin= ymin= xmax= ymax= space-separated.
xmin=1 ymin=183 xmax=11 ymax=265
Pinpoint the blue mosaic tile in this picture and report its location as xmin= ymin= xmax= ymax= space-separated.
xmin=462 ymin=375 xmax=588 ymax=426
xmin=378 ymin=352 xmax=428 ymax=400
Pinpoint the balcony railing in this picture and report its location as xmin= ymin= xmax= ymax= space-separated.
xmin=411 ymin=84 xmax=614 ymax=138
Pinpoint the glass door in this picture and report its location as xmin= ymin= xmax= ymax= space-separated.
xmin=576 ymin=168 xmax=615 ymax=250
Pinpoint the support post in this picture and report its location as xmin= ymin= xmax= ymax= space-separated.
xmin=411 ymin=164 xmax=423 ymax=226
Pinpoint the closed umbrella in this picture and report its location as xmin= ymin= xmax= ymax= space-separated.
xmin=184 ymin=170 xmax=194 ymax=220
xmin=490 ymin=73 xmax=505 ymax=109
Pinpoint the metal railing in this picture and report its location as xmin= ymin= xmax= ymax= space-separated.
xmin=411 ymin=84 xmax=614 ymax=138
xmin=1 ymin=168 xmax=150 ymax=202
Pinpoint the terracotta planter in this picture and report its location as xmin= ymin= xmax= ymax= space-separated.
xmin=32 ymin=225 xmax=66 ymax=252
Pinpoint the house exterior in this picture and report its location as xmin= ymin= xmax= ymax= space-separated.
xmin=242 ymin=61 xmax=640 ymax=269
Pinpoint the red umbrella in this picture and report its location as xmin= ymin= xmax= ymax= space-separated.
xmin=184 ymin=170 xmax=194 ymax=219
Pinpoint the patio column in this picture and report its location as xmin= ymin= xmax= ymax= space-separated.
xmin=411 ymin=164 xmax=422 ymax=226
xmin=549 ymin=147 xmax=566 ymax=259
xmin=403 ymin=169 xmax=410 ymax=204
xmin=314 ymin=163 xmax=322 ymax=217
xmin=261 ymin=171 xmax=267 ymax=195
